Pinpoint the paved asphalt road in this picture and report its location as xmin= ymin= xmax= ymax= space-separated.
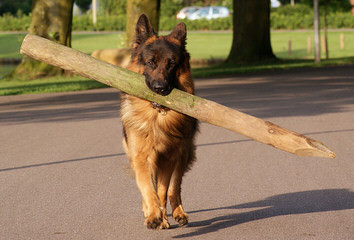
xmin=1 ymin=66 xmax=353 ymax=240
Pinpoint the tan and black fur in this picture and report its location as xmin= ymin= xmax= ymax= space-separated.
xmin=120 ymin=14 xmax=198 ymax=229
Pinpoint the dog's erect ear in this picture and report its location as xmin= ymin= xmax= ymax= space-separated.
xmin=135 ymin=14 xmax=156 ymax=44
xmin=169 ymin=22 xmax=187 ymax=44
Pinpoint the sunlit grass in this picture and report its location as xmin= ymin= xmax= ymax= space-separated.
xmin=0 ymin=33 xmax=24 ymax=59
xmin=71 ymin=33 xmax=126 ymax=53
xmin=272 ymin=31 xmax=354 ymax=59
xmin=0 ymin=75 xmax=106 ymax=96
xmin=192 ymin=57 xmax=354 ymax=78
xmin=1 ymin=30 xmax=354 ymax=60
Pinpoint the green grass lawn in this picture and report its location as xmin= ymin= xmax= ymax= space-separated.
xmin=0 ymin=33 xmax=125 ymax=59
xmin=272 ymin=31 xmax=354 ymax=59
xmin=2 ymin=31 xmax=354 ymax=60
xmin=1 ymin=30 xmax=354 ymax=95
xmin=0 ymin=75 xmax=106 ymax=96
xmin=0 ymin=65 xmax=16 ymax=77
xmin=186 ymin=32 xmax=232 ymax=59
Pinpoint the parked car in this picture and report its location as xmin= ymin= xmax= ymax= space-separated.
xmin=271 ymin=0 xmax=281 ymax=8
xmin=176 ymin=6 xmax=201 ymax=19
xmin=187 ymin=6 xmax=230 ymax=20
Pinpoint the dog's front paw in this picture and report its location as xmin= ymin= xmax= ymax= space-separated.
xmin=175 ymin=214 xmax=188 ymax=226
xmin=173 ymin=207 xmax=189 ymax=227
xmin=145 ymin=216 xmax=163 ymax=230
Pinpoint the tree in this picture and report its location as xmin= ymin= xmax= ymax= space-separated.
xmin=10 ymin=0 xmax=74 ymax=79
xmin=313 ymin=0 xmax=321 ymax=62
xmin=226 ymin=0 xmax=276 ymax=64
xmin=126 ymin=0 xmax=161 ymax=47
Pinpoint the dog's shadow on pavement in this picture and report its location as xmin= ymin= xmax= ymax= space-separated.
xmin=173 ymin=189 xmax=354 ymax=238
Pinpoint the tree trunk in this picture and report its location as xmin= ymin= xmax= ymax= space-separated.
xmin=226 ymin=0 xmax=276 ymax=64
xmin=10 ymin=0 xmax=74 ymax=79
xmin=313 ymin=0 xmax=321 ymax=63
xmin=126 ymin=0 xmax=161 ymax=47
xmin=323 ymin=2 xmax=329 ymax=59
xmin=92 ymin=0 xmax=97 ymax=26
xmin=20 ymin=34 xmax=336 ymax=159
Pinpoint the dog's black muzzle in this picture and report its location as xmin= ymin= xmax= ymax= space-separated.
xmin=151 ymin=81 xmax=170 ymax=95
xmin=145 ymin=78 xmax=172 ymax=96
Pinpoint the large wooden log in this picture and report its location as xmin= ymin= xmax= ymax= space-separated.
xmin=20 ymin=34 xmax=336 ymax=158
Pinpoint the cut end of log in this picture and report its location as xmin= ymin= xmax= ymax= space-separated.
xmin=295 ymin=138 xmax=336 ymax=159
xmin=19 ymin=36 xmax=27 ymax=55
xmin=265 ymin=121 xmax=336 ymax=159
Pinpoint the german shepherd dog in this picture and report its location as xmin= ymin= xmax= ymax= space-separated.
xmin=120 ymin=14 xmax=198 ymax=229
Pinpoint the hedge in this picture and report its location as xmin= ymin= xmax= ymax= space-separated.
xmin=160 ymin=17 xmax=232 ymax=31
xmin=0 ymin=13 xmax=30 ymax=31
xmin=270 ymin=4 xmax=354 ymax=30
xmin=72 ymin=15 xmax=126 ymax=31
xmin=0 ymin=9 xmax=353 ymax=31
xmin=75 ymin=15 xmax=231 ymax=31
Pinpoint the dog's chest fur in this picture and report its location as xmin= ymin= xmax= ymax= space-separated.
xmin=121 ymin=94 xmax=191 ymax=140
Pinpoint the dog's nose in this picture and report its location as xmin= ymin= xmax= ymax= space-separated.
xmin=152 ymin=81 xmax=169 ymax=95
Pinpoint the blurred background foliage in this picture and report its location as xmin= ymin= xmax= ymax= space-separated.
xmin=0 ymin=0 xmax=353 ymax=31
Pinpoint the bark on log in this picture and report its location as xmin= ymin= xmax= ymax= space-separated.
xmin=20 ymin=34 xmax=336 ymax=159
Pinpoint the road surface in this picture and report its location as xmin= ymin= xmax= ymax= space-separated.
xmin=1 ymin=66 xmax=353 ymax=239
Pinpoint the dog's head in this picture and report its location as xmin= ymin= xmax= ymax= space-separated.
xmin=131 ymin=14 xmax=188 ymax=96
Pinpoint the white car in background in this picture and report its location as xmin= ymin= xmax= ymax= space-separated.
xmin=187 ymin=6 xmax=230 ymax=20
xmin=271 ymin=0 xmax=281 ymax=8
xmin=176 ymin=6 xmax=201 ymax=19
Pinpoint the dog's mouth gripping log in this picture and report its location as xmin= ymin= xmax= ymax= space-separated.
xmin=20 ymin=34 xmax=336 ymax=159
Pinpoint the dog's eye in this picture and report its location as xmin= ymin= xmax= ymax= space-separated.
xmin=168 ymin=59 xmax=176 ymax=69
xmin=146 ymin=60 xmax=155 ymax=68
